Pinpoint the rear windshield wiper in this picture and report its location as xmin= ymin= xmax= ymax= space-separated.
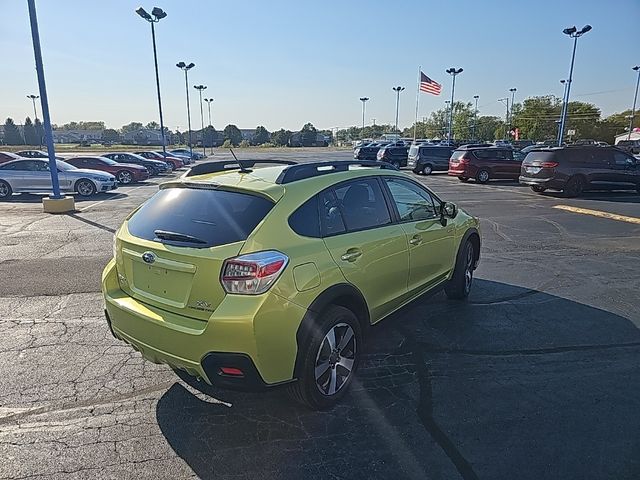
xmin=154 ymin=229 xmax=207 ymax=244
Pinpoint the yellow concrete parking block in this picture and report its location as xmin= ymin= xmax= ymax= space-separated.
xmin=553 ymin=205 xmax=640 ymax=225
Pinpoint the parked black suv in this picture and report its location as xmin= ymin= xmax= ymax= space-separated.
xmin=353 ymin=142 xmax=388 ymax=160
xmin=519 ymin=146 xmax=640 ymax=197
xmin=407 ymin=144 xmax=455 ymax=175
xmin=376 ymin=142 xmax=409 ymax=167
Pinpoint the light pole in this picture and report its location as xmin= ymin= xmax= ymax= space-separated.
xmin=558 ymin=24 xmax=592 ymax=146
xmin=392 ymin=86 xmax=405 ymax=135
xmin=135 ymin=6 xmax=168 ymax=156
xmin=359 ymin=97 xmax=369 ymax=138
xmin=508 ymin=87 xmax=517 ymax=137
xmin=204 ymin=98 xmax=213 ymax=126
xmin=558 ymin=80 xmax=569 ymax=144
xmin=472 ymin=95 xmax=479 ymax=140
xmin=194 ymin=85 xmax=207 ymax=156
xmin=628 ymin=66 xmax=640 ymax=140
xmin=498 ymin=98 xmax=509 ymax=140
xmin=176 ymin=62 xmax=195 ymax=159
xmin=445 ymin=67 xmax=463 ymax=144
xmin=27 ymin=94 xmax=41 ymax=148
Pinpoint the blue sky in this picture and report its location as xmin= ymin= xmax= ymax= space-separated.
xmin=1 ymin=0 xmax=638 ymax=131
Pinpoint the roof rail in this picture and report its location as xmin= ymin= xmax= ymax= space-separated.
xmin=184 ymin=159 xmax=297 ymax=177
xmin=275 ymin=160 xmax=398 ymax=184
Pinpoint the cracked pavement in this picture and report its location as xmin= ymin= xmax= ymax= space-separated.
xmin=0 ymin=151 xmax=639 ymax=479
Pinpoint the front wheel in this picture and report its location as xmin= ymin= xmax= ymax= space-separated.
xmin=75 ymin=179 xmax=97 ymax=197
xmin=422 ymin=164 xmax=433 ymax=175
xmin=287 ymin=306 xmax=361 ymax=410
xmin=530 ymin=185 xmax=546 ymax=193
xmin=563 ymin=176 xmax=585 ymax=198
xmin=445 ymin=240 xmax=475 ymax=300
xmin=116 ymin=170 xmax=133 ymax=184
xmin=391 ymin=160 xmax=401 ymax=169
xmin=0 ymin=180 xmax=12 ymax=200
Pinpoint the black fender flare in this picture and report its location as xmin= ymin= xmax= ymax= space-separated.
xmin=455 ymin=227 xmax=481 ymax=270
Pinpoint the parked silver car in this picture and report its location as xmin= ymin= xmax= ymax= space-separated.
xmin=0 ymin=159 xmax=117 ymax=200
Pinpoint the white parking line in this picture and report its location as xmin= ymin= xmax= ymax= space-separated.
xmin=79 ymin=183 xmax=152 ymax=212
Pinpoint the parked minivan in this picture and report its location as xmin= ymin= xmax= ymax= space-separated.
xmin=519 ymin=146 xmax=640 ymax=197
xmin=408 ymin=145 xmax=455 ymax=175
xmin=448 ymin=146 xmax=522 ymax=183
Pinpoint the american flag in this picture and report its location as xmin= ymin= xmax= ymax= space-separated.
xmin=420 ymin=71 xmax=442 ymax=95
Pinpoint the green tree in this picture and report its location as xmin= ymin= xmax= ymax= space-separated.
xmin=34 ymin=118 xmax=44 ymax=146
xmin=101 ymin=129 xmax=120 ymax=142
xmin=252 ymin=126 xmax=270 ymax=145
xmin=59 ymin=121 xmax=105 ymax=130
xmin=203 ymin=126 xmax=217 ymax=147
xmin=510 ymin=96 xmax=562 ymax=141
xmin=3 ymin=118 xmax=23 ymax=145
xmin=223 ymin=124 xmax=243 ymax=146
xmin=475 ymin=116 xmax=504 ymax=142
xmin=271 ymin=129 xmax=292 ymax=146
xmin=120 ymin=122 xmax=143 ymax=134
xmin=300 ymin=122 xmax=317 ymax=146
xmin=146 ymin=121 xmax=160 ymax=130
xmin=23 ymin=117 xmax=38 ymax=145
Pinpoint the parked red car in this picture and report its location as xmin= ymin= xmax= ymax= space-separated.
xmin=65 ymin=156 xmax=149 ymax=184
xmin=134 ymin=151 xmax=184 ymax=170
xmin=448 ymin=146 xmax=522 ymax=183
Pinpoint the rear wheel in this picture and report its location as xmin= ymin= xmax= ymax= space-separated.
xmin=287 ymin=305 xmax=361 ymax=410
xmin=75 ymin=179 xmax=96 ymax=197
xmin=421 ymin=164 xmax=433 ymax=175
xmin=116 ymin=170 xmax=133 ymax=184
xmin=445 ymin=240 xmax=475 ymax=300
xmin=476 ymin=169 xmax=490 ymax=184
xmin=458 ymin=177 xmax=469 ymax=183
xmin=0 ymin=180 xmax=12 ymax=200
xmin=530 ymin=185 xmax=546 ymax=193
xmin=563 ymin=176 xmax=585 ymax=198
xmin=390 ymin=160 xmax=401 ymax=169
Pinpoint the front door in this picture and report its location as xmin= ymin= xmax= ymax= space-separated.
xmin=320 ymin=178 xmax=409 ymax=323
xmin=382 ymin=177 xmax=456 ymax=294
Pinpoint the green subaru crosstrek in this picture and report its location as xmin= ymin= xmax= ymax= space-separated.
xmin=102 ymin=160 xmax=480 ymax=409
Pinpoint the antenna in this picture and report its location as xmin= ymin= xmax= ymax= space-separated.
xmin=229 ymin=149 xmax=251 ymax=173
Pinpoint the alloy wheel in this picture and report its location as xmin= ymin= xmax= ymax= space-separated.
xmin=77 ymin=180 xmax=95 ymax=197
xmin=0 ymin=183 xmax=9 ymax=198
xmin=464 ymin=243 xmax=474 ymax=294
xmin=314 ymin=323 xmax=356 ymax=396
xmin=117 ymin=171 xmax=133 ymax=184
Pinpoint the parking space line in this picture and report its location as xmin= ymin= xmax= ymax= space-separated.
xmin=79 ymin=183 xmax=153 ymax=212
xmin=553 ymin=205 xmax=640 ymax=225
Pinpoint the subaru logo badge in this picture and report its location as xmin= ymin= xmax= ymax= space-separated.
xmin=142 ymin=251 xmax=156 ymax=264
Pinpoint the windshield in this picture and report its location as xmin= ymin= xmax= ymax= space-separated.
xmin=56 ymin=160 xmax=77 ymax=171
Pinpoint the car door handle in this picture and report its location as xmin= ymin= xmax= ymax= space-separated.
xmin=341 ymin=249 xmax=362 ymax=262
xmin=409 ymin=235 xmax=423 ymax=246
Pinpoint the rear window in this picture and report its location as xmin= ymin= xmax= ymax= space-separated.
xmin=524 ymin=151 xmax=558 ymax=163
xmin=451 ymin=151 xmax=466 ymax=160
xmin=409 ymin=145 xmax=419 ymax=156
xmin=127 ymin=187 xmax=274 ymax=248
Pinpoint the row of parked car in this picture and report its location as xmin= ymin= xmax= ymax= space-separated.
xmin=0 ymin=149 xmax=206 ymax=200
xmin=356 ymin=140 xmax=640 ymax=197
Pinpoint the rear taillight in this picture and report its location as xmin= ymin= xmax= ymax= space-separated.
xmin=541 ymin=161 xmax=559 ymax=168
xmin=221 ymin=250 xmax=288 ymax=295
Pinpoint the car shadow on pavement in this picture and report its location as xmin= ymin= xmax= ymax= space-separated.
xmin=156 ymin=280 xmax=640 ymax=480
xmin=538 ymin=190 xmax=640 ymax=204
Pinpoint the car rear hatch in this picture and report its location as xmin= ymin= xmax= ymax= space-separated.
xmin=448 ymin=150 xmax=469 ymax=172
xmin=520 ymin=151 xmax=558 ymax=179
xmin=116 ymin=185 xmax=275 ymax=321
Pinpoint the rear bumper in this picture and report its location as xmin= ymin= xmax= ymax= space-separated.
xmin=102 ymin=259 xmax=305 ymax=390
xmin=519 ymin=176 xmax=564 ymax=190
xmin=448 ymin=167 xmax=469 ymax=176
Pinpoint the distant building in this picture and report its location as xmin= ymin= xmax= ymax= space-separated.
xmin=52 ymin=129 xmax=102 ymax=144
xmin=121 ymin=128 xmax=168 ymax=146
xmin=614 ymin=130 xmax=640 ymax=144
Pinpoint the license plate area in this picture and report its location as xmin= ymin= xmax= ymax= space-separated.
xmin=525 ymin=166 xmax=541 ymax=174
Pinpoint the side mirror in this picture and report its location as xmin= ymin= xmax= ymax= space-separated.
xmin=442 ymin=202 xmax=458 ymax=219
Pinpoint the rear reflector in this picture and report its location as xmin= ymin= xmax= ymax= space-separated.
xmin=220 ymin=367 xmax=244 ymax=376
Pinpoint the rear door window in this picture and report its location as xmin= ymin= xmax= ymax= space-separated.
xmin=127 ymin=187 xmax=274 ymax=248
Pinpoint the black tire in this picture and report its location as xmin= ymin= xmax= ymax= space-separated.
xmin=75 ymin=179 xmax=97 ymax=197
xmin=421 ymin=164 xmax=433 ymax=175
xmin=391 ymin=160 xmax=401 ymax=169
xmin=475 ymin=169 xmax=490 ymax=184
xmin=563 ymin=176 xmax=585 ymax=198
xmin=458 ymin=177 xmax=469 ymax=183
xmin=116 ymin=170 xmax=133 ymax=184
xmin=445 ymin=240 xmax=475 ymax=300
xmin=147 ymin=166 xmax=157 ymax=176
xmin=287 ymin=305 xmax=362 ymax=410
xmin=0 ymin=180 xmax=12 ymax=200
xmin=530 ymin=185 xmax=546 ymax=193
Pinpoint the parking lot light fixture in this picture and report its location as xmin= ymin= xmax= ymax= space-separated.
xmin=204 ymin=98 xmax=213 ymax=127
xmin=472 ymin=95 xmax=479 ymax=140
xmin=194 ymin=85 xmax=207 ymax=156
xmin=509 ymin=88 xmax=517 ymax=137
xmin=498 ymin=98 xmax=509 ymax=140
xmin=135 ymin=6 xmax=168 ymax=156
xmin=445 ymin=67 xmax=463 ymax=144
xmin=359 ymin=97 xmax=369 ymax=138
xmin=628 ymin=66 xmax=640 ymax=140
xmin=176 ymin=62 xmax=195 ymax=159
xmin=27 ymin=94 xmax=41 ymax=148
xmin=558 ymin=24 xmax=592 ymax=146
xmin=392 ymin=87 xmax=405 ymax=134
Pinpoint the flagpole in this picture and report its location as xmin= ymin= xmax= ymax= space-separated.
xmin=413 ymin=66 xmax=420 ymax=142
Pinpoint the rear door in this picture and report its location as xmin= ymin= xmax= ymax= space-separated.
xmin=21 ymin=160 xmax=52 ymax=190
xmin=382 ymin=177 xmax=455 ymax=293
xmin=0 ymin=160 xmax=29 ymax=189
xmin=119 ymin=187 xmax=275 ymax=321
xmin=321 ymin=177 xmax=409 ymax=322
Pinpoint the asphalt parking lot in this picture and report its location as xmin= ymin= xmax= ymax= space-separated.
xmin=1 ymin=150 xmax=639 ymax=480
